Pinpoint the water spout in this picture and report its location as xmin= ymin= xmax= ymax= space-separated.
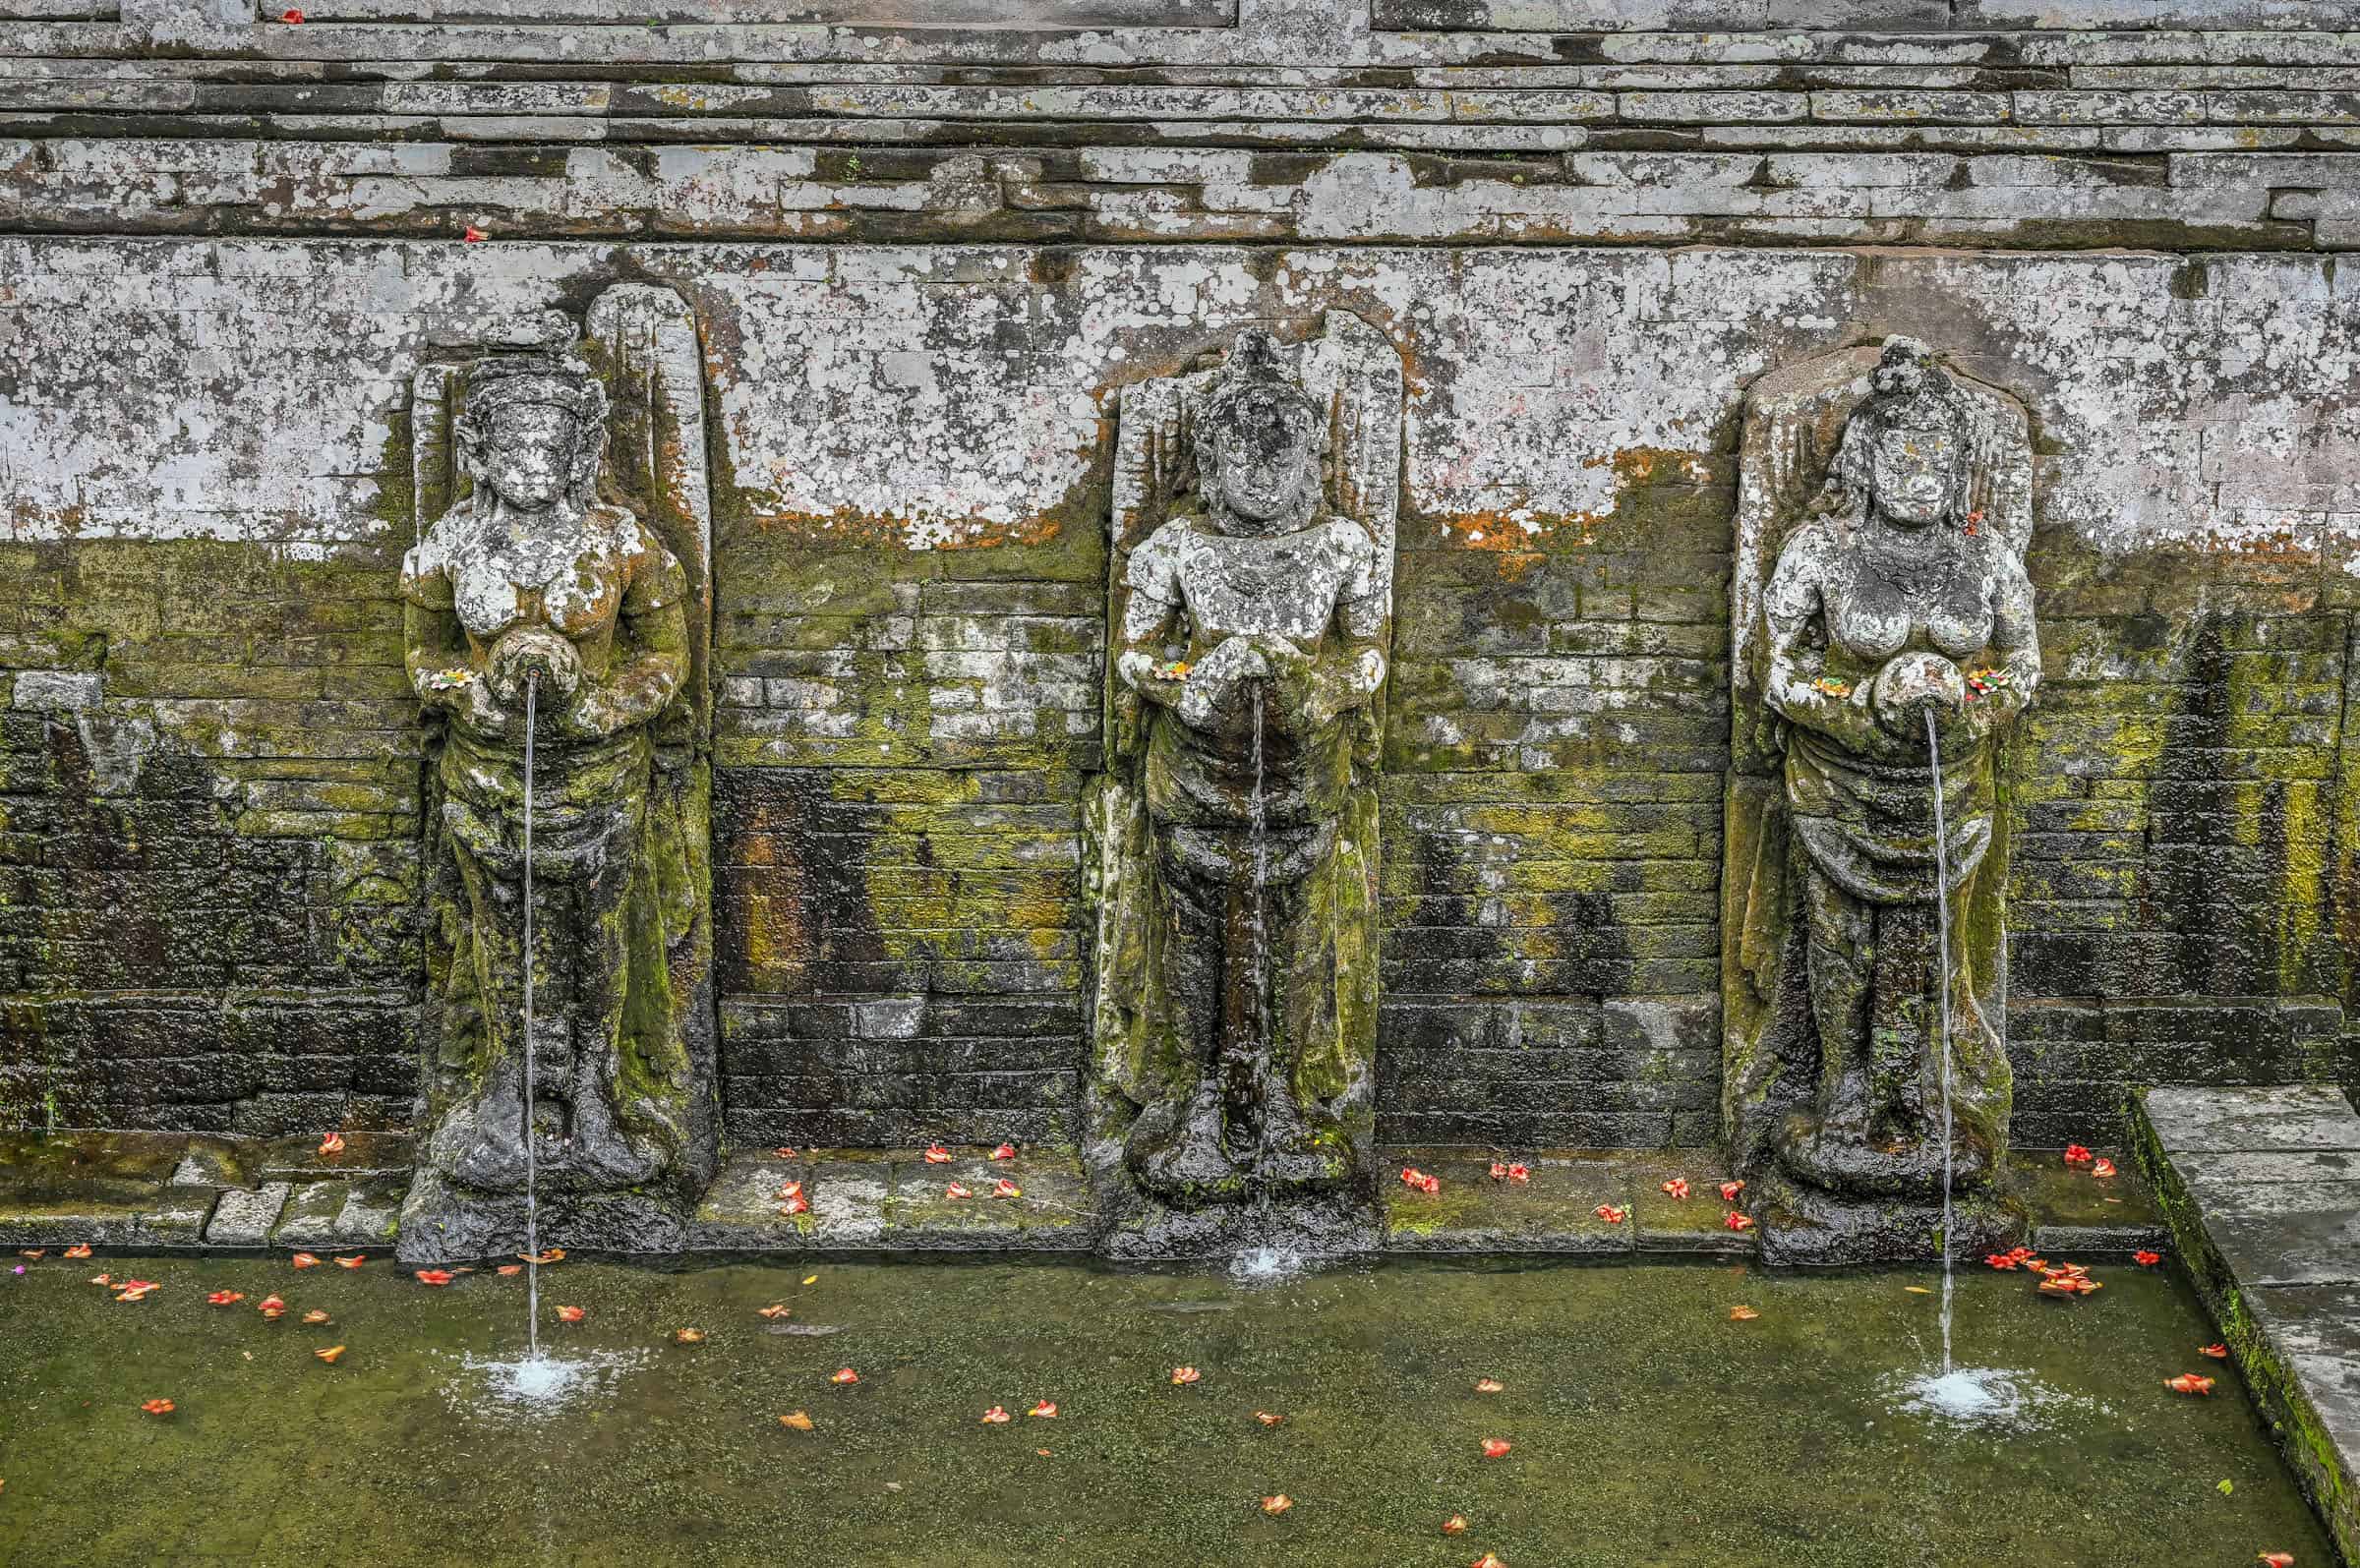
xmin=1925 ymin=704 xmax=1955 ymax=1375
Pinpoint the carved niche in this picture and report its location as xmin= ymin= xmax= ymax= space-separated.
xmin=396 ymin=284 xmax=717 ymax=1261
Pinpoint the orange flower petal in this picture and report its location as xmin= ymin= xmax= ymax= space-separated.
xmin=555 ymin=1306 xmax=586 ymax=1323
xmin=315 ymin=1345 xmax=346 ymax=1365
xmin=1260 ymin=1494 xmax=1293 ymax=1516
xmin=1254 ymin=1411 xmax=1283 ymax=1425
xmin=981 ymin=1406 xmax=1012 ymax=1424
xmin=1171 ymin=1366 xmax=1201 ymax=1385
xmin=1480 ymin=1437 xmax=1511 ymax=1459
xmin=779 ymin=1411 xmax=814 ymax=1431
xmin=831 ymin=1367 xmax=859 ymax=1384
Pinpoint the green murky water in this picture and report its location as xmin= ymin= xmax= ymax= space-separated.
xmin=0 ymin=1253 xmax=2329 ymax=1567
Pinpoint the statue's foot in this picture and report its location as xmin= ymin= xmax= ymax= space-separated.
xmin=438 ymin=1079 xmax=530 ymax=1192
xmin=1128 ymin=1086 xmax=1244 ymax=1205
xmin=1255 ymin=1090 xmax=1353 ymax=1193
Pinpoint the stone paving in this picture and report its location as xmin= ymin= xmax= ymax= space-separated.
xmin=0 ymin=1131 xmax=2162 ymax=1260
xmin=2135 ymin=1083 xmax=2360 ymax=1568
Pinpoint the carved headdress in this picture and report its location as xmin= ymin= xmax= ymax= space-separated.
xmin=1193 ymin=328 xmax=1325 ymax=486
xmin=1819 ymin=338 xmax=1977 ymax=533
xmin=452 ymin=354 xmax=612 ymax=500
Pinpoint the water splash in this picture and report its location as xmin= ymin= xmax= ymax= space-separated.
xmin=446 ymin=1346 xmax=649 ymax=1418
xmin=1925 ymin=705 xmax=1955 ymax=1375
xmin=1884 ymin=1365 xmax=2087 ymax=1434
xmin=523 ymin=672 xmax=541 ymax=1363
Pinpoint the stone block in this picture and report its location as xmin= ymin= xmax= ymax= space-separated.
xmin=11 ymin=669 xmax=102 ymax=711
xmin=203 ymin=1181 xmax=291 ymax=1246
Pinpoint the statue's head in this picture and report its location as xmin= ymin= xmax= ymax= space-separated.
xmin=1195 ymin=330 xmax=1324 ymax=536
xmin=1829 ymin=338 xmax=1973 ymax=534
xmin=454 ymin=355 xmax=609 ymax=515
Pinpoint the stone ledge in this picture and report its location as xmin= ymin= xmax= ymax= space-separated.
xmin=2133 ymin=1083 xmax=2360 ymax=1568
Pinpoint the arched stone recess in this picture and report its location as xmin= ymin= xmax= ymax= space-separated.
xmin=1085 ymin=310 xmax=1403 ymax=1259
xmin=1722 ymin=337 xmax=2042 ymax=1267
xmin=397 ymin=284 xmax=719 ymax=1262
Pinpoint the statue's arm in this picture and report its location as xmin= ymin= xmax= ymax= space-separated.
xmin=572 ymin=532 xmax=689 ymax=737
xmin=1974 ymin=548 xmax=2041 ymax=728
xmin=1760 ymin=531 xmax=1879 ymax=753
xmin=401 ymin=548 xmax=478 ymax=719
xmin=1114 ymin=537 xmax=1190 ymax=712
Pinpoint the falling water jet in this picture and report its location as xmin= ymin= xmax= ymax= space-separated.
xmin=522 ymin=671 xmax=542 ymax=1365
xmin=1232 ymin=692 xmax=1296 ymax=1285
xmin=1925 ymin=703 xmax=1955 ymax=1376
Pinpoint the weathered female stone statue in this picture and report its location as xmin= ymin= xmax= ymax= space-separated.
xmin=398 ymin=288 xmax=717 ymax=1260
xmin=1723 ymin=337 xmax=2041 ymax=1264
xmin=1089 ymin=317 xmax=1401 ymax=1251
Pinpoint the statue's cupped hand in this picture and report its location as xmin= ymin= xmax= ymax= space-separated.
xmin=486 ymin=627 xmax=586 ymax=708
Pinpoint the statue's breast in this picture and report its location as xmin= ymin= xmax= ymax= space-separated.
xmin=1175 ymin=520 xmax=1365 ymax=644
xmin=446 ymin=517 xmax=630 ymax=643
xmin=1823 ymin=574 xmax=1912 ymax=664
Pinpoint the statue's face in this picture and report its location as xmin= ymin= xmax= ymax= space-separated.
xmin=1207 ymin=389 xmax=1319 ymax=531
xmin=480 ymin=403 xmax=578 ymax=512
xmin=1867 ymin=423 xmax=1960 ymax=530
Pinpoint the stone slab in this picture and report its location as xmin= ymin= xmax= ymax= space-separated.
xmin=335 ymin=1179 xmax=405 ymax=1249
xmin=202 ymin=1181 xmax=291 ymax=1247
xmin=0 ymin=1132 xmax=190 ymax=1206
xmin=2136 ymin=1084 xmax=2360 ymax=1566
xmin=268 ymin=1180 xmax=355 ymax=1249
xmin=0 ymin=1185 xmax=218 ymax=1249
xmin=885 ymin=1154 xmax=1094 ymax=1251
xmin=2008 ymin=1150 xmax=2168 ymax=1252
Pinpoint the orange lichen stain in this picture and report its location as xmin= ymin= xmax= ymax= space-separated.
xmin=1437 ymin=447 xmax=1714 ymax=580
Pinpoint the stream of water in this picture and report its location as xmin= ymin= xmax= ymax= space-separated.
xmin=521 ymin=672 xmax=541 ymax=1363
xmin=1234 ymin=693 xmax=1284 ymax=1282
xmin=1924 ymin=704 xmax=1956 ymax=1376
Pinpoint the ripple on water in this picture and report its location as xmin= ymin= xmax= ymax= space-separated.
xmin=1883 ymin=1365 xmax=2109 ymax=1435
xmin=442 ymin=1348 xmax=650 ymax=1418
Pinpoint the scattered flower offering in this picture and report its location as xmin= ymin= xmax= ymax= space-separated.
xmin=945 ymin=1182 xmax=974 ymax=1200
xmin=315 ymin=1346 xmax=346 ymax=1365
xmin=257 ymin=1296 xmax=286 ymax=1319
xmin=291 ymin=1253 xmax=322 ymax=1269
xmin=1725 ymin=1211 xmax=1755 ymax=1232
xmin=1730 ymin=1306 xmax=1760 ymax=1321
xmin=831 ymin=1368 xmax=859 ymax=1385
xmin=2134 ymin=1250 xmax=2162 ymax=1267
xmin=2038 ymin=1276 xmax=2103 ymax=1299
xmin=415 ymin=1270 xmax=454 ymax=1287
xmin=1489 ymin=1161 xmax=1509 ymax=1181
xmin=779 ymin=1194 xmax=810 ymax=1216
xmin=279 ymin=7 xmax=302 ymax=21
xmin=675 ymin=1328 xmax=707 ymax=1344
xmin=1480 ymin=1438 xmax=1512 ymax=1459
xmin=1660 ymin=1178 xmax=1689 ymax=1200
xmin=555 ymin=1306 xmax=586 ymax=1323
xmin=17 ymin=1250 xmax=41 ymax=1260
xmin=64 ymin=1245 xmax=91 ymax=1259
xmin=462 ymin=225 xmax=487 ymax=243
xmin=1442 ymin=1515 xmax=1470 ymax=1536
xmin=206 ymin=1291 xmax=245 ymax=1307
xmin=1254 ymin=1411 xmax=1283 ymax=1426
xmin=1171 ymin=1366 xmax=1201 ymax=1386
xmin=2202 ymin=1343 xmax=2229 ymax=1360
xmin=2063 ymin=1144 xmax=2094 ymax=1166
xmin=1720 ymin=1180 xmax=1744 ymax=1202
xmin=2260 ymin=1553 xmax=2295 ymax=1566
xmin=923 ymin=1144 xmax=953 ymax=1165
xmin=759 ymin=1304 xmax=792 ymax=1319
xmin=1260 ymin=1495 xmax=1293 ymax=1516
xmin=497 ymin=1264 xmax=523 ymax=1277
xmin=318 ymin=1132 xmax=346 ymax=1155
xmin=991 ymin=1179 xmax=1023 ymax=1200
xmin=302 ymin=1310 xmax=331 ymax=1325
xmin=1029 ymin=1401 xmax=1057 ymax=1419
xmin=1472 ymin=1552 xmax=1507 ymax=1568
xmin=777 ymin=1182 xmax=803 ymax=1200
xmin=1400 ymin=1167 xmax=1441 ymax=1194
xmin=981 ymin=1406 xmax=1012 ymax=1424
xmin=141 ymin=1399 xmax=176 ymax=1416
xmin=335 ymin=1255 xmax=366 ymax=1269
xmin=1474 ymin=1377 xmax=1504 ymax=1394
xmin=989 ymin=1143 xmax=1018 ymax=1161
xmin=779 ymin=1411 xmax=814 ymax=1431
xmin=2092 ymin=1158 xmax=2118 ymax=1179
xmin=774 ymin=1146 xmax=797 ymax=1159
xmin=519 ymin=1249 xmax=564 ymax=1265
xmin=1593 ymin=1204 xmax=1627 ymax=1225
xmin=2165 ymin=1373 xmax=2216 ymax=1396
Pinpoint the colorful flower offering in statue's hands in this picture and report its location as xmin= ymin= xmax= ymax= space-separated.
xmin=1963 ymin=666 xmax=2013 ymax=702
xmin=1156 ymin=660 xmax=1193 ymax=681
xmin=1811 ymin=676 xmax=1854 ymax=700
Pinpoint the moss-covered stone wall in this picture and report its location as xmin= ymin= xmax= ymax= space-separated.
xmin=2 ymin=239 xmax=2354 ymax=1152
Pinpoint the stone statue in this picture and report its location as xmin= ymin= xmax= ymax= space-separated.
xmin=1723 ymin=337 xmax=2040 ymax=1264
xmin=1088 ymin=316 xmax=1401 ymax=1251
xmin=397 ymin=288 xmax=717 ymax=1261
